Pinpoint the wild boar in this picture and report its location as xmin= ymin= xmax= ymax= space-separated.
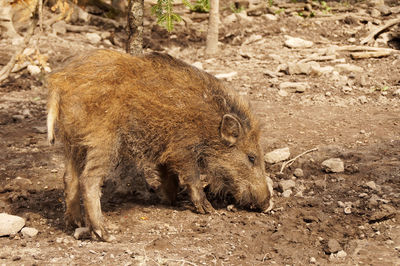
xmin=47 ymin=49 xmax=273 ymax=241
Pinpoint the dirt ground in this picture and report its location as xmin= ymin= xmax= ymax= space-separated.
xmin=1 ymin=0 xmax=400 ymax=265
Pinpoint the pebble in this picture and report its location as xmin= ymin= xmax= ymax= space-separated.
xmin=0 ymin=213 xmax=25 ymax=236
xmin=337 ymin=250 xmax=347 ymax=258
xmin=21 ymin=227 xmax=38 ymax=237
xmin=365 ymin=181 xmax=378 ymax=190
xmin=321 ymin=158 xmax=344 ymax=173
xmin=284 ymin=35 xmax=313 ymax=48
xmin=344 ymin=206 xmax=351 ymax=214
xmin=358 ymin=96 xmax=368 ymax=104
xmin=278 ymin=89 xmax=288 ymax=97
xmin=327 ymin=239 xmax=342 ymax=253
xmin=86 ymin=32 xmax=102 ymax=44
xmin=27 ymin=65 xmax=41 ymax=76
xmin=310 ymin=257 xmax=316 ymax=264
xmin=279 ymin=81 xmax=309 ymax=93
xmin=264 ymin=147 xmax=290 ymax=164
xmin=263 ymin=14 xmax=277 ymax=21
xmin=281 ymin=189 xmax=292 ymax=198
xmin=293 ymin=169 xmax=304 ymax=178
xmin=393 ymin=88 xmax=400 ymax=96
xmin=278 ymin=180 xmax=296 ymax=192
xmin=73 ymin=227 xmax=91 ymax=240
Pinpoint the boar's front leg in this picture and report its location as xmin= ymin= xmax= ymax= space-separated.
xmin=80 ymin=148 xmax=115 ymax=242
xmin=179 ymin=167 xmax=214 ymax=214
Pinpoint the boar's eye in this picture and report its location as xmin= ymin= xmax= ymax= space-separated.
xmin=248 ymin=155 xmax=256 ymax=164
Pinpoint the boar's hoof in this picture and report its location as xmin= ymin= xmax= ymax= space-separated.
xmin=193 ymin=198 xmax=215 ymax=214
xmin=64 ymin=213 xmax=84 ymax=229
xmin=92 ymin=228 xmax=116 ymax=242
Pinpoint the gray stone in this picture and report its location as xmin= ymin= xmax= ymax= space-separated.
xmin=314 ymin=179 xmax=326 ymax=189
xmin=21 ymin=227 xmax=38 ymax=237
xmin=278 ymin=180 xmax=296 ymax=192
xmin=322 ymin=158 xmax=344 ymax=173
xmin=293 ymin=168 xmax=304 ymax=178
xmin=327 ymin=239 xmax=342 ymax=253
xmin=284 ymin=35 xmax=313 ymax=48
xmin=86 ymin=32 xmax=102 ymax=44
xmin=0 ymin=213 xmax=25 ymax=236
xmin=264 ymin=147 xmax=290 ymax=164
xmin=73 ymin=227 xmax=91 ymax=240
xmin=279 ymin=82 xmax=309 ymax=93
xmin=335 ymin=64 xmax=364 ymax=73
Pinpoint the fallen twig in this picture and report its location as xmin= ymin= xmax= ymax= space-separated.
xmin=0 ymin=1 xmax=39 ymax=83
xmin=280 ymin=148 xmax=318 ymax=173
xmin=361 ymin=17 xmax=400 ymax=45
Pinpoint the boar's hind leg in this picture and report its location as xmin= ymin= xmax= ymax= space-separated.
xmin=157 ymin=164 xmax=179 ymax=205
xmin=80 ymin=148 xmax=115 ymax=242
xmin=63 ymin=147 xmax=85 ymax=228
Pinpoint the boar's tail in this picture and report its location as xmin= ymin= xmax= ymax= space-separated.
xmin=47 ymin=87 xmax=60 ymax=145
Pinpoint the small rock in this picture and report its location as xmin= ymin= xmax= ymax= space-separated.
xmin=314 ymin=179 xmax=326 ymax=189
xmin=335 ymin=64 xmax=364 ymax=73
xmin=284 ymin=35 xmax=313 ymax=48
xmin=293 ymin=168 xmax=304 ymax=178
xmin=263 ymin=14 xmax=277 ymax=21
xmin=310 ymin=257 xmax=316 ymax=264
xmin=278 ymin=180 xmax=296 ymax=192
xmin=52 ymin=20 xmax=67 ymax=35
xmin=326 ymin=239 xmax=342 ymax=254
xmin=365 ymin=181 xmax=377 ymax=190
xmin=337 ymin=250 xmax=347 ymax=258
xmin=344 ymin=206 xmax=351 ymax=214
xmin=86 ymin=32 xmax=102 ymax=44
xmin=358 ymin=96 xmax=368 ymax=104
xmin=287 ymin=61 xmax=321 ymax=75
xmin=21 ymin=227 xmax=38 ymax=237
xmin=278 ymin=89 xmax=288 ymax=97
xmin=73 ymin=227 xmax=91 ymax=240
xmin=369 ymin=194 xmax=380 ymax=207
xmin=0 ymin=213 xmax=25 ymax=236
xmin=342 ymin=86 xmax=352 ymax=93
xmin=321 ymin=158 xmax=344 ymax=173
xmin=33 ymin=126 xmax=47 ymax=134
xmin=281 ymin=189 xmax=292 ymax=198
xmin=279 ymin=81 xmax=309 ymax=93
xmin=192 ymin=61 xmax=203 ymax=70
xmin=227 ymin=204 xmax=237 ymax=212
xmin=27 ymin=65 xmax=41 ymax=76
xmin=56 ymin=237 xmax=63 ymax=243
xmin=265 ymin=147 xmax=290 ymax=164
xmin=223 ymin=13 xmax=237 ymax=24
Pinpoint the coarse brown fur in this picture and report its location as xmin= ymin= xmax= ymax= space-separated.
xmin=47 ymin=49 xmax=273 ymax=241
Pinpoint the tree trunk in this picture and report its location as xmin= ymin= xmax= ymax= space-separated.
xmin=205 ymin=0 xmax=219 ymax=56
xmin=126 ymin=0 xmax=143 ymax=55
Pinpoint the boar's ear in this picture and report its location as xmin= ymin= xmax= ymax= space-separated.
xmin=220 ymin=114 xmax=242 ymax=146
